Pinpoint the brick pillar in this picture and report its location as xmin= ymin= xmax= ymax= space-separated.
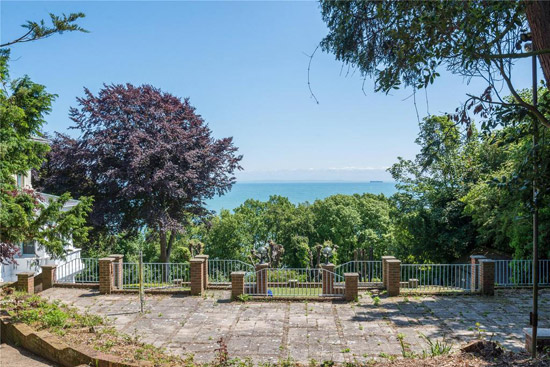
xmin=16 ymin=272 xmax=35 ymax=294
xmin=99 ymin=257 xmax=114 ymax=294
xmin=40 ymin=265 xmax=57 ymax=290
xmin=195 ymin=254 xmax=209 ymax=289
xmin=381 ymin=256 xmax=395 ymax=288
xmin=480 ymin=259 xmax=495 ymax=296
xmin=231 ymin=271 xmax=245 ymax=300
xmin=256 ymin=263 xmax=270 ymax=295
xmin=190 ymin=258 xmax=205 ymax=296
xmin=321 ymin=263 xmax=335 ymax=295
xmin=470 ymin=255 xmax=486 ymax=292
xmin=344 ymin=273 xmax=359 ymax=301
xmin=386 ymin=259 xmax=401 ymax=297
xmin=109 ymin=254 xmax=124 ymax=289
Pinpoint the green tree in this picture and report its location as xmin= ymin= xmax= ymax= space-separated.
xmin=388 ymin=116 xmax=480 ymax=262
xmin=462 ymin=89 xmax=550 ymax=259
xmin=0 ymin=52 xmax=91 ymax=263
xmin=318 ymin=1 xmax=549 ymax=129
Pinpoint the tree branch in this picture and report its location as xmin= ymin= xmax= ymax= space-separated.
xmin=479 ymin=48 xmax=550 ymax=60
xmin=495 ymin=59 xmax=550 ymax=129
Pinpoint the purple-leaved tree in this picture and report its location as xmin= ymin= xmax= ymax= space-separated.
xmin=38 ymin=84 xmax=242 ymax=263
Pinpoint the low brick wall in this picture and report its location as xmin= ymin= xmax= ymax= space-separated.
xmin=112 ymin=289 xmax=191 ymax=296
xmin=0 ymin=317 xmax=152 ymax=367
xmin=54 ymin=283 xmax=100 ymax=289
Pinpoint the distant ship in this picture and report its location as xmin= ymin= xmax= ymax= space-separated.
xmin=370 ymin=180 xmax=383 ymax=183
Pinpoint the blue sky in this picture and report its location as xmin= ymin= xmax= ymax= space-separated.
xmin=1 ymin=1 xmax=535 ymax=182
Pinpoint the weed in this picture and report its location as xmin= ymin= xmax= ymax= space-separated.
xmin=397 ymin=333 xmax=414 ymax=358
xmin=341 ymin=348 xmax=350 ymax=353
xmin=419 ymin=333 xmax=452 ymax=357
xmin=213 ymin=337 xmax=229 ymax=367
xmin=237 ymin=294 xmax=251 ymax=302
xmin=474 ymin=322 xmax=487 ymax=339
xmin=372 ymin=296 xmax=381 ymax=306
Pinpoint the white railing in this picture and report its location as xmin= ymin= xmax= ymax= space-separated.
xmin=495 ymin=259 xmax=550 ymax=287
xmin=209 ymin=259 xmax=254 ymax=284
xmin=334 ymin=261 xmax=382 ymax=285
xmin=122 ymin=262 xmax=190 ymax=290
xmin=244 ymin=268 xmax=344 ymax=297
xmin=56 ymin=258 xmax=99 ymax=283
xmin=401 ymin=263 xmax=475 ymax=293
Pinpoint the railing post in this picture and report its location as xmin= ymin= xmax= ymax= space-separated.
xmin=256 ymin=263 xmax=269 ymax=295
xmin=470 ymin=255 xmax=486 ymax=292
xmin=99 ymin=257 xmax=114 ymax=294
xmin=190 ymin=258 xmax=205 ymax=296
xmin=344 ymin=273 xmax=359 ymax=301
xmin=109 ymin=254 xmax=124 ymax=289
xmin=381 ymin=256 xmax=395 ymax=289
xmin=195 ymin=254 xmax=209 ymax=289
xmin=231 ymin=271 xmax=245 ymax=300
xmin=16 ymin=272 xmax=35 ymax=294
xmin=40 ymin=265 xmax=57 ymax=290
xmin=386 ymin=259 xmax=401 ymax=296
xmin=480 ymin=259 xmax=495 ymax=296
xmin=321 ymin=263 xmax=335 ymax=295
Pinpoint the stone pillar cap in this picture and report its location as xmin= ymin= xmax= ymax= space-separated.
xmin=386 ymin=259 xmax=401 ymax=263
xmin=195 ymin=254 xmax=209 ymax=258
xmin=41 ymin=264 xmax=57 ymax=269
xmin=231 ymin=271 xmax=246 ymax=276
xmin=99 ymin=257 xmax=114 ymax=261
xmin=479 ymin=259 xmax=495 ymax=263
xmin=16 ymin=272 xmax=35 ymax=276
xmin=470 ymin=255 xmax=486 ymax=259
xmin=344 ymin=272 xmax=359 ymax=277
xmin=321 ymin=263 xmax=335 ymax=267
xmin=190 ymin=258 xmax=205 ymax=263
xmin=109 ymin=254 xmax=124 ymax=259
xmin=381 ymin=256 xmax=396 ymax=259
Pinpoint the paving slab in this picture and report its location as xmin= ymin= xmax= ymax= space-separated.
xmin=40 ymin=288 xmax=549 ymax=363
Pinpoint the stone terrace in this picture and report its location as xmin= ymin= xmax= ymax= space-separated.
xmin=41 ymin=288 xmax=550 ymax=364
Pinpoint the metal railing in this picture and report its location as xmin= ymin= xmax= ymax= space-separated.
xmin=244 ymin=268 xmax=344 ymax=297
xmin=56 ymin=258 xmax=99 ymax=283
xmin=401 ymin=263 xmax=475 ymax=293
xmin=121 ymin=262 xmax=190 ymax=290
xmin=334 ymin=261 xmax=382 ymax=285
xmin=209 ymin=259 xmax=254 ymax=284
xmin=495 ymin=259 xmax=550 ymax=287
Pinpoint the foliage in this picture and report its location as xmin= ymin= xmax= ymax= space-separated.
xmin=202 ymin=193 xmax=394 ymax=265
xmin=318 ymin=1 xmax=550 ymax=129
xmin=0 ymin=12 xmax=87 ymax=48
xmin=0 ymin=51 xmax=92 ymax=263
xmin=419 ymin=333 xmax=453 ymax=357
xmin=462 ymin=88 xmax=550 ymax=258
xmin=388 ymin=116 xmax=481 ymax=262
xmin=36 ymin=84 xmax=242 ymax=263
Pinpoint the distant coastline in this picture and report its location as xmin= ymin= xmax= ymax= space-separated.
xmin=206 ymin=181 xmax=398 ymax=213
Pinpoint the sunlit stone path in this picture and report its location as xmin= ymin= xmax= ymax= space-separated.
xmin=41 ymin=288 xmax=550 ymax=364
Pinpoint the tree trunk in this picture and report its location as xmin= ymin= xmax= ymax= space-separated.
xmin=159 ymin=231 xmax=169 ymax=263
xmin=159 ymin=231 xmax=174 ymax=283
xmin=526 ymin=1 xmax=550 ymax=87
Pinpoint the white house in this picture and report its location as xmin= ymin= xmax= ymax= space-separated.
xmin=0 ymin=138 xmax=85 ymax=283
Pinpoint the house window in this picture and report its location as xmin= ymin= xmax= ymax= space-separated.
xmin=21 ymin=242 xmax=35 ymax=255
xmin=16 ymin=174 xmax=24 ymax=188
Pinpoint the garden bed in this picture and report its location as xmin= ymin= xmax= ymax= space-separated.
xmin=0 ymin=287 xmax=187 ymax=366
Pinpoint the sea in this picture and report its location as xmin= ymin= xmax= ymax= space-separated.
xmin=206 ymin=182 xmax=398 ymax=214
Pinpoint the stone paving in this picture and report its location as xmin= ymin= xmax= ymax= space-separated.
xmin=41 ymin=288 xmax=550 ymax=364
